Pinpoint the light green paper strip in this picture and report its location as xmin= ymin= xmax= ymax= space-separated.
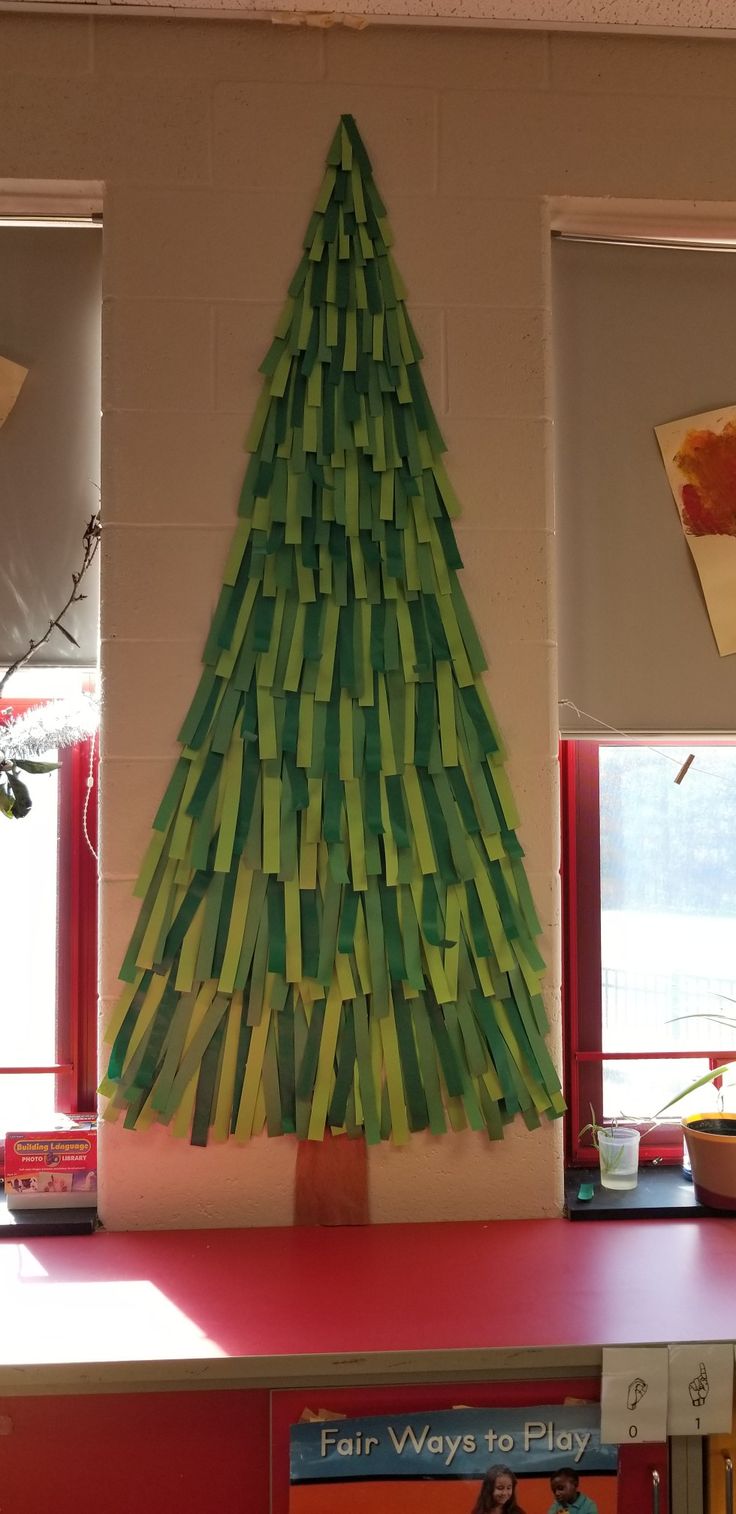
xmin=233 ymin=1005 xmax=272 ymax=1141
xmin=345 ymin=777 xmax=367 ymax=892
xmin=262 ymin=773 xmax=281 ymax=875
xmin=402 ymin=767 xmax=436 ymax=876
xmin=437 ymin=661 xmax=458 ymax=767
xmin=307 ymin=980 xmax=343 ymax=1140
xmin=176 ymin=898 xmax=207 ymax=993
xmin=315 ymin=601 xmax=340 ymax=702
xmin=219 ymin=862 xmax=253 ymax=993
xmin=212 ymin=994 xmax=244 ymax=1141
xmin=379 ymin=992 xmax=410 ymax=1145
xmin=214 ymin=736 xmax=243 ymax=874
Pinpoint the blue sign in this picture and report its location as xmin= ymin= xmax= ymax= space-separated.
xmin=290 ymin=1404 xmax=619 ymax=1483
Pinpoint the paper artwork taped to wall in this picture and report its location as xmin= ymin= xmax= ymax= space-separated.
xmin=0 ymin=354 xmax=27 ymax=427
xmin=655 ymin=406 xmax=736 ymax=656
xmin=100 ymin=115 xmax=564 ymax=1149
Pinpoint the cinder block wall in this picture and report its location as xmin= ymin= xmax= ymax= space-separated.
xmin=2 ymin=15 xmax=734 ymax=1227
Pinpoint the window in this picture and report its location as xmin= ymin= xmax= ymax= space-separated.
xmin=0 ymin=681 xmax=97 ymax=1143
xmin=0 ymin=204 xmax=101 ymax=1154
xmin=562 ymin=740 xmax=736 ymax=1164
xmin=553 ymin=216 xmax=736 ymax=1166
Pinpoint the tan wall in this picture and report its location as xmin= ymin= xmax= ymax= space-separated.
xmin=10 ymin=0 xmax=736 ymax=35
xmin=3 ymin=14 xmax=735 ymax=1228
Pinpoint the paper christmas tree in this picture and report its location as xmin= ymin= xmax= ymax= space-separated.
xmin=101 ymin=115 xmax=564 ymax=1147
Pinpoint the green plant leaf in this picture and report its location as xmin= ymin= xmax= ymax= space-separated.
xmin=56 ymin=624 xmax=79 ymax=647
xmin=657 ymin=1062 xmax=736 ymax=1115
xmin=6 ymin=772 xmax=31 ymax=818
xmin=668 ymin=1011 xmax=736 ymax=1030
xmin=578 ymin=1104 xmax=603 ymax=1148
xmin=15 ymin=760 xmax=59 ymax=774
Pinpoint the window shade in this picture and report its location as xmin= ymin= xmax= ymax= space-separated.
xmin=0 ymin=225 xmax=101 ymax=671
xmin=553 ymin=236 xmax=736 ymax=736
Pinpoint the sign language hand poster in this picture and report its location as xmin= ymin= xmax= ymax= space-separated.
xmin=289 ymin=1405 xmax=619 ymax=1514
xmin=601 ymin=1347 xmax=669 ymax=1444
xmin=668 ymin=1343 xmax=734 ymax=1435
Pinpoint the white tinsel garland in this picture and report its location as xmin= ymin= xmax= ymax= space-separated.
xmin=0 ymin=695 xmax=99 ymax=761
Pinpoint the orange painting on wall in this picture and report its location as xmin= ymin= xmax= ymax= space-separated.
xmin=656 ymin=405 xmax=736 ymax=655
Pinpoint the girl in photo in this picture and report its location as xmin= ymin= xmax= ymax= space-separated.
xmin=472 ymin=1464 xmax=527 ymax=1514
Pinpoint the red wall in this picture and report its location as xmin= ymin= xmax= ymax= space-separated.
xmin=272 ymin=1380 xmax=601 ymax=1514
xmin=0 ymin=1388 xmax=270 ymax=1514
xmin=0 ymin=1378 xmax=667 ymax=1514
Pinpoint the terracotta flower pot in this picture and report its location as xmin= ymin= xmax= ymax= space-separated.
xmin=683 ymin=1113 xmax=736 ymax=1210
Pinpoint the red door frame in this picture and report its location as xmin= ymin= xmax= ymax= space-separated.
xmin=56 ymin=727 xmax=98 ymax=1112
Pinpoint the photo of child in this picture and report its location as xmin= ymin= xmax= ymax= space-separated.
xmin=472 ymin=1464 xmax=527 ymax=1514
xmin=549 ymin=1469 xmax=599 ymax=1514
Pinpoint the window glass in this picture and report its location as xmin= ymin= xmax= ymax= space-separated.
xmin=0 ymin=668 xmax=97 ymax=1136
xmin=0 ymin=1075 xmax=59 ymax=1135
xmin=0 ymin=752 xmax=58 ymax=1070
xmin=600 ymin=744 xmax=736 ymax=1119
xmin=601 ymin=1058 xmax=721 ymax=1125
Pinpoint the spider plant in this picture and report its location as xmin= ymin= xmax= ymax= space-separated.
xmin=657 ymin=1003 xmax=736 ymax=1116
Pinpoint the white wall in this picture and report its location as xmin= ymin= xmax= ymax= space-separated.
xmin=5 ymin=14 xmax=736 ymax=1226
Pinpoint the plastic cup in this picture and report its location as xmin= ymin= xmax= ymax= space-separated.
xmin=597 ymin=1127 xmax=640 ymax=1191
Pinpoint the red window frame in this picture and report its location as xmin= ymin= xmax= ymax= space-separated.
xmin=561 ymin=739 xmax=736 ymax=1166
xmin=0 ymin=697 xmax=98 ymax=1144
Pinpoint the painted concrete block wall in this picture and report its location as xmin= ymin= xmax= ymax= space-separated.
xmin=12 ymin=0 xmax=736 ymax=38
xmin=2 ymin=14 xmax=734 ymax=1227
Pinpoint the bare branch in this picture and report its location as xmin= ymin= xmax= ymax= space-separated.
xmin=0 ymin=512 xmax=101 ymax=698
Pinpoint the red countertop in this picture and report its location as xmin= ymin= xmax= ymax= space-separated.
xmin=1 ymin=1218 xmax=734 ymax=1379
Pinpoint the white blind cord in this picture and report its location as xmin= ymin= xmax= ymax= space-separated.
xmin=83 ymin=729 xmax=98 ymax=865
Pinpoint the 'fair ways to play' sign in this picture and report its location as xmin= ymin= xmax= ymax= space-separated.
xmin=290 ymin=1405 xmax=618 ymax=1483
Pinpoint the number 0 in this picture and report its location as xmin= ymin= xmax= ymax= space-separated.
xmin=629 ymin=1425 xmax=638 ymax=1439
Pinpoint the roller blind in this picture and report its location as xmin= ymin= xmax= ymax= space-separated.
xmin=0 ymin=224 xmax=101 ymax=670
xmin=553 ymin=235 xmax=736 ymax=736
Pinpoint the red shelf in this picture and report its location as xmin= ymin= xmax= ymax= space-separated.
xmin=1 ymin=1217 xmax=734 ymax=1381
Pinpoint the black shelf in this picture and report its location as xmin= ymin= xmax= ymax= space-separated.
xmin=566 ymin=1163 xmax=736 ymax=1219
xmin=0 ymin=1192 xmax=97 ymax=1238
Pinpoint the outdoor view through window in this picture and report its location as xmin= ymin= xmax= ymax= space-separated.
xmin=1 ymin=728 xmax=60 ymax=1130
xmin=601 ymin=744 xmax=736 ymax=1121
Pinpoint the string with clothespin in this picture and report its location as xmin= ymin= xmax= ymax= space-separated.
xmin=558 ymin=698 xmax=732 ymax=787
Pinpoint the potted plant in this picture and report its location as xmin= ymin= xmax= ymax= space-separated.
xmin=659 ymin=1046 xmax=736 ymax=1210
xmin=579 ymin=1110 xmax=641 ymax=1191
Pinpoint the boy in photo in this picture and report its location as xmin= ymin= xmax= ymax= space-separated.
xmin=548 ymin=1468 xmax=599 ymax=1514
